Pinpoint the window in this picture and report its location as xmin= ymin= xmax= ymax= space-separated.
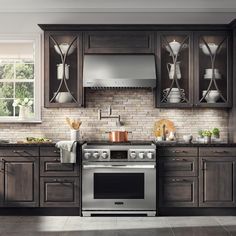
xmin=0 ymin=35 xmax=41 ymax=122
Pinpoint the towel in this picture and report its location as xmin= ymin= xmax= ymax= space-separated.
xmin=55 ymin=141 xmax=77 ymax=163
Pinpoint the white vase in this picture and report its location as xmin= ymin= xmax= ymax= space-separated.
xmin=19 ymin=106 xmax=30 ymax=120
xmin=70 ymin=129 xmax=79 ymax=141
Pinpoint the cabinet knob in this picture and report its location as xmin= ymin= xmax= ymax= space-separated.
xmin=54 ymin=158 xmax=60 ymax=162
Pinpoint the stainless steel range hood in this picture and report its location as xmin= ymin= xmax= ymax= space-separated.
xmin=83 ymin=55 xmax=156 ymax=88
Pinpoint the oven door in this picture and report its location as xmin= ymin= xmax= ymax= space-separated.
xmin=82 ymin=162 xmax=156 ymax=211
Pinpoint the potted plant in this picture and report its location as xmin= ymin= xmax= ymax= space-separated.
xmin=212 ymin=128 xmax=220 ymax=139
xmin=198 ymin=130 xmax=204 ymax=138
xmin=202 ymin=130 xmax=212 ymax=144
xmin=12 ymin=98 xmax=33 ymax=120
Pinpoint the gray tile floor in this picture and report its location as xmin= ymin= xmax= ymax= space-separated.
xmin=0 ymin=216 xmax=235 ymax=236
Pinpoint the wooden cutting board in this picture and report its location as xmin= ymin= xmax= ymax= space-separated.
xmin=154 ymin=119 xmax=176 ymax=137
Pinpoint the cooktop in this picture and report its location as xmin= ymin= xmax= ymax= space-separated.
xmin=85 ymin=141 xmax=154 ymax=146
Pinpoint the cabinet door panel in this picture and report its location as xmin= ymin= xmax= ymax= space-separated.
xmin=2 ymin=157 xmax=39 ymax=207
xmin=159 ymin=177 xmax=198 ymax=207
xmin=40 ymin=177 xmax=79 ymax=207
xmin=199 ymin=157 xmax=236 ymax=207
xmin=84 ymin=31 xmax=154 ymax=54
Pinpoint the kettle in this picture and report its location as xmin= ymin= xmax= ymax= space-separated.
xmin=167 ymin=62 xmax=181 ymax=79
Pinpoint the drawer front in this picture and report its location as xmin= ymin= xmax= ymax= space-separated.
xmin=158 ymin=147 xmax=198 ymax=157
xmin=40 ymin=147 xmax=60 ymax=157
xmin=40 ymin=157 xmax=79 ymax=176
xmin=159 ymin=177 xmax=198 ymax=207
xmin=40 ymin=177 xmax=79 ymax=207
xmin=199 ymin=147 xmax=236 ymax=157
xmin=159 ymin=156 xmax=198 ymax=177
xmin=84 ymin=31 xmax=154 ymax=54
xmin=0 ymin=147 xmax=39 ymax=157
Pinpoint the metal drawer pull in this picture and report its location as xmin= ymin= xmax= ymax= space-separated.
xmin=213 ymin=150 xmax=228 ymax=153
xmin=54 ymin=150 xmax=60 ymax=154
xmin=54 ymin=158 xmax=60 ymax=162
xmin=171 ymin=158 xmax=187 ymax=161
xmin=13 ymin=150 xmax=25 ymax=153
xmin=172 ymin=150 xmax=187 ymax=153
xmin=171 ymin=178 xmax=187 ymax=182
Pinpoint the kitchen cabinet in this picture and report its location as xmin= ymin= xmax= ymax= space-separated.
xmin=0 ymin=150 xmax=39 ymax=207
xmin=194 ymin=31 xmax=232 ymax=108
xmin=158 ymin=147 xmax=198 ymax=207
xmin=159 ymin=177 xmax=198 ymax=207
xmin=42 ymin=28 xmax=84 ymax=108
xmin=84 ymin=31 xmax=155 ymax=54
xmin=199 ymin=147 xmax=236 ymax=207
xmin=156 ymin=31 xmax=194 ymax=108
xmin=40 ymin=177 xmax=79 ymax=207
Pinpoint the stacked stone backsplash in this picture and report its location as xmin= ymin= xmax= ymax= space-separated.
xmin=0 ymin=89 xmax=229 ymax=142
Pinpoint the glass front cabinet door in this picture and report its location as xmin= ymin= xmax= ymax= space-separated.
xmin=194 ymin=32 xmax=232 ymax=108
xmin=44 ymin=32 xmax=83 ymax=108
xmin=156 ymin=32 xmax=193 ymax=108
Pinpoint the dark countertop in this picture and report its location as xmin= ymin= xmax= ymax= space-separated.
xmin=155 ymin=141 xmax=236 ymax=147
xmin=0 ymin=141 xmax=85 ymax=147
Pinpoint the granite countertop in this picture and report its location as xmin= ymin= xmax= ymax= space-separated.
xmin=0 ymin=141 xmax=85 ymax=147
xmin=154 ymin=141 xmax=236 ymax=147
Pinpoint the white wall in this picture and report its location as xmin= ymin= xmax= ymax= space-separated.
xmin=0 ymin=12 xmax=236 ymax=34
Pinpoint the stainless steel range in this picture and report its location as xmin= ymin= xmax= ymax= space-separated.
xmin=82 ymin=141 xmax=156 ymax=216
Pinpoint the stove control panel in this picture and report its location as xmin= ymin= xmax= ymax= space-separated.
xmin=82 ymin=146 xmax=156 ymax=162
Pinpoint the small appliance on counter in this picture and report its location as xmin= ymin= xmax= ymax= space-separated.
xmin=81 ymin=141 xmax=156 ymax=216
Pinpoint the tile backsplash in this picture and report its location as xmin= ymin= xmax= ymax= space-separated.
xmin=0 ymin=89 xmax=229 ymax=142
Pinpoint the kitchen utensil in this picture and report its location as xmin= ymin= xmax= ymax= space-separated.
xmin=154 ymin=119 xmax=176 ymax=138
xmin=54 ymin=92 xmax=73 ymax=103
xmin=183 ymin=134 xmax=193 ymax=143
xmin=57 ymin=64 xmax=69 ymax=80
xmin=54 ymin=43 xmax=76 ymax=56
xmin=200 ymin=43 xmax=219 ymax=55
xmin=167 ymin=62 xmax=181 ymax=79
xmin=66 ymin=117 xmax=82 ymax=130
xmin=108 ymin=131 xmax=129 ymax=142
xmin=166 ymin=40 xmax=181 ymax=56
xmin=202 ymin=90 xmax=220 ymax=103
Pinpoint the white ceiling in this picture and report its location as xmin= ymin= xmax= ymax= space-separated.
xmin=0 ymin=0 xmax=236 ymax=12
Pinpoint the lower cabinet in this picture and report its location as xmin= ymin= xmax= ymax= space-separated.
xmin=159 ymin=177 xmax=198 ymax=207
xmin=0 ymin=156 xmax=39 ymax=207
xmin=40 ymin=177 xmax=80 ymax=207
xmin=199 ymin=156 xmax=236 ymax=207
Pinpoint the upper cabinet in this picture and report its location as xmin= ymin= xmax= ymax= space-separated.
xmin=84 ymin=31 xmax=154 ymax=54
xmin=194 ymin=32 xmax=232 ymax=108
xmin=156 ymin=32 xmax=193 ymax=108
xmin=156 ymin=31 xmax=232 ymax=108
xmin=43 ymin=31 xmax=83 ymax=108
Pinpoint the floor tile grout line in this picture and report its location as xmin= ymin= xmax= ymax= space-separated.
xmin=214 ymin=217 xmax=233 ymax=236
xmin=164 ymin=217 xmax=176 ymax=236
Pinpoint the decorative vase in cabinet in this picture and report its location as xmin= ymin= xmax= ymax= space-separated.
xmin=157 ymin=32 xmax=193 ymax=108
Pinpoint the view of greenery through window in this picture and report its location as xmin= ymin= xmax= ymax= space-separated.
xmin=0 ymin=59 xmax=34 ymax=116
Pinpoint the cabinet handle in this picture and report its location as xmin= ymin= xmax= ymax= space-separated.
xmin=13 ymin=150 xmax=25 ymax=153
xmin=171 ymin=158 xmax=187 ymax=161
xmin=54 ymin=150 xmax=60 ymax=154
xmin=172 ymin=150 xmax=187 ymax=153
xmin=171 ymin=178 xmax=187 ymax=182
xmin=54 ymin=158 xmax=60 ymax=162
xmin=213 ymin=150 xmax=228 ymax=154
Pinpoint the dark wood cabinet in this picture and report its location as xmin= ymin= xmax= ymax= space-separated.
xmin=40 ymin=177 xmax=79 ymax=207
xmin=42 ymin=30 xmax=84 ymax=108
xmin=159 ymin=177 xmax=198 ymax=207
xmin=84 ymin=31 xmax=154 ymax=54
xmin=194 ymin=31 xmax=232 ymax=108
xmin=0 ymin=156 xmax=39 ymax=207
xmin=199 ymin=155 xmax=236 ymax=207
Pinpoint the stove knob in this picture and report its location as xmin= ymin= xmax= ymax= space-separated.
xmin=84 ymin=152 xmax=92 ymax=160
xmin=130 ymin=151 xmax=137 ymax=159
xmin=101 ymin=152 xmax=108 ymax=159
xmin=93 ymin=152 xmax=100 ymax=159
xmin=147 ymin=152 xmax=154 ymax=159
xmin=139 ymin=152 xmax=145 ymax=159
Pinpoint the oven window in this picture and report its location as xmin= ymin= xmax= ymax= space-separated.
xmin=94 ymin=173 xmax=144 ymax=199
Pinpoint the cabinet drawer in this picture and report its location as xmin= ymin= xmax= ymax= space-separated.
xmin=40 ymin=147 xmax=60 ymax=157
xmin=40 ymin=157 xmax=79 ymax=176
xmin=84 ymin=31 xmax=154 ymax=54
xmin=159 ymin=156 xmax=198 ymax=176
xmin=199 ymin=147 xmax=236 ymax=157
xmin=159 ymin=177 xmax=198 ymax=207
xmin=157 ymin=147 xmax=198 ymax=157
xmin=0 ymin=147 xmax=39 ymax=157
xmin=40 ymin=177 xmax=79 ymax=207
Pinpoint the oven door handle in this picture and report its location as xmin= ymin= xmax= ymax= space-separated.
xmin=83 ymin=164 xmax=156 ymax=169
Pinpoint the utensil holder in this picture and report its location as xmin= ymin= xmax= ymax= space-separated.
xmin=70 ymin=129 xmax=79 ymax=141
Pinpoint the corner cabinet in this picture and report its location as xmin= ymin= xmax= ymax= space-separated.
xmin=42 ymin=29 xmax=84 ymax=108
xmin=156 ymin=31 xmax=232 ymax=108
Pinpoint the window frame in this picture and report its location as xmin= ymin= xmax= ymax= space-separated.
xmin=0 ymin=34 xmax=41 ymax=123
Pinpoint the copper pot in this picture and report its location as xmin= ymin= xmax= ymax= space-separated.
xmin=108 ymin=131 xmax=129 ymax=142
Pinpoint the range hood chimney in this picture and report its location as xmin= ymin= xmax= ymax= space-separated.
xmin=83 ymin=55 xmax=156 ymax=88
